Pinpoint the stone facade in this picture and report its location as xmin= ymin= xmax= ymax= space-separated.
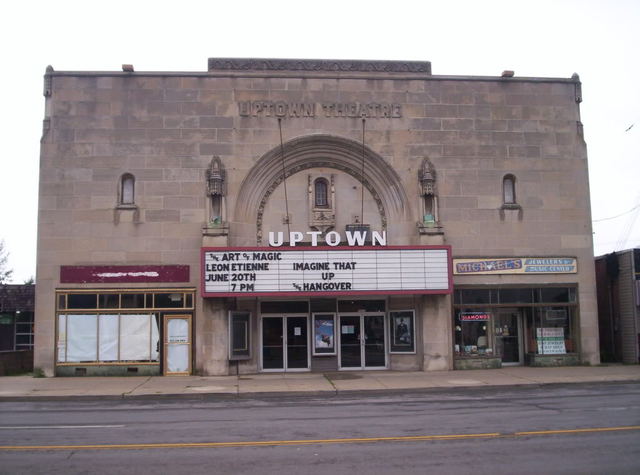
xmin=35 ymin=59 xmax=598 ymax=376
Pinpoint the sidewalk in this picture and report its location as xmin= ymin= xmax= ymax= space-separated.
xmin=1 ymin=365 xmax=639 ymax=400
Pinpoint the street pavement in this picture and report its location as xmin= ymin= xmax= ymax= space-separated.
xmin=1 ymin=364 xmax=639 ymax=400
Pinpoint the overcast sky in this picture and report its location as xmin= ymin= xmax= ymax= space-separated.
xmin=1 ymin=0 xmax=638 ymax=283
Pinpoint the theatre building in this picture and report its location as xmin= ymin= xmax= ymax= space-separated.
xmin=34 ymin=58 xmax=600 ymax=376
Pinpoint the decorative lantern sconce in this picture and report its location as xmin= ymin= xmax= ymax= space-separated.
xmin=419 ymin=158 xmax=438 ymax=226
xmin=205 ymin=157 xmax=227 ymax=229
xmin=416 ymin=158 xmax=443 ymax=236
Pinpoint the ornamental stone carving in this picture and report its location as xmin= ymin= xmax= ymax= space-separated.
xmin=419 ymin=158 xmax=437 ymax=197
xmin=206 ymin=157 xmax=226 ymax=198
xmin=417 ymin=158 xmax=442 ymax=235
xmin=203 ymin=156 xmax=229 ymax=236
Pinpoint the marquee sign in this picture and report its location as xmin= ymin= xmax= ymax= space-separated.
xmin=202 ymin=246 xmax=452 ymax=297
xmin=453 ymin=257 xmax=577 ymax=275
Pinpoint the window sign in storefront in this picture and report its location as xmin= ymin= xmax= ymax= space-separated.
xmin=459 ymin=312 xmax=491 ymax=321
xmin=167 ymin=320 xmax=189 ymax=343
xmin=545 ymin=309 xmax=568 ymax=321
xmin=341 ymin=325 xmax=355 ymax=334
xmin=312 ymin=313 xmax=335 ymax=355
xmin=389 ymin=310 xmax=415 ymax=353
xmin=455 ymin=311 xmax=493 ymax=357
xmin=536 ymin=327 xmax=567 ymax=355
xmin=202 ymin=246 xmax=451 ymax=297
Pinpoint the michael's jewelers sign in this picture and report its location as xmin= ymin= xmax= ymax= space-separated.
xmin=453 ymin=257 xmax=577 ymax=275
xmin=202 ymin=246 xmax=452 ymax=297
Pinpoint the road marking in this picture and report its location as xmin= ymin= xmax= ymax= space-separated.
xmin=515 ymin=426 xmax=640 ymax=436
xmin=0 ymin=425 xmax=125 ymax=430
xmin=0 ymin=425 xmax=638 ymax=451
xmin=0 ymin=433 xmax=501 ymax=451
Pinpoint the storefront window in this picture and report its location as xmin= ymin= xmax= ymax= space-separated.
xmin=454 ymin=287 xmax=578 ymax=362
xmin=454 ymin=289 xmax=496 ymax=305
xmin=454 ymin=311 xmax=493 ymax=357
xmin=67 ymin=293 xmax=98 ymax=309
xmin=99 ymin=294 xmax=119 ymax=309
xmin=499 ymin=288 xmax=534 ymax=304
xmin=526 ymin=306 xmax=576 ymax=355
xmin=59 ymin=291 xmax=194 ymax=311
xmin=121 ymin=293 xmax=146 ymax=308
xmin=56 ymin=289 xmax=195 ymax=366
xmin=57 ymin=313 xmax=159 ymax=363
xmin=154 ymin=293 xmax=185 ymax=308
xmin=538 ymin=288 xmax=575 ymax=303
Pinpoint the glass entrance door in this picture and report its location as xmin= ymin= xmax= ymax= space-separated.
xmin=495 ymin=310 xmax=523 ymax=365
xmin=262 ymin=317 xmax=284 ymax=370
xmin=261 ymin=315 xmax=309 ymax=371
xmin=286 ymin=316 xmax=308 ymax=369
xmin=339 ymin=316 xmax=361 ymax=368
xmin=363 ymin=315 xmax=386 ymax=367
xmin=339 ymin=314 xmax=386 ymax=369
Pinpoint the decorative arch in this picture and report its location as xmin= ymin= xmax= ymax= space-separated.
xmin=233 ymin=134 xmax=410 ymax=243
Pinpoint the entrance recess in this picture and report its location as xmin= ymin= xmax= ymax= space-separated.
xmin=339 ymin=314 xmax=386 ymax=369
xmin=163 ymin=315 xmax=192 ymax=375
xmin=261 ymin=315 xmax=309 ymax=371
xmin=495 ymin=310 xmax=523 ymax=365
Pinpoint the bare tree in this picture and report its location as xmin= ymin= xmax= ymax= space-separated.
xmin=0 ymin=239 xmax=14 ymax=284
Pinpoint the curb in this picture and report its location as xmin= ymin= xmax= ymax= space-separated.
xmin=1 ymin=379 xmax=638 ymax=402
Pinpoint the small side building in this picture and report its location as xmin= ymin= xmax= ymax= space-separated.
xmin=0 ymin=284 xmax=35 ymax=375
xmin=595 ymin=248 xmax=640 ymax=363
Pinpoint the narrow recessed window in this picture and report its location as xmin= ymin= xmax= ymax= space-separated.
xmin=314 ymin=178 xmax=329 ymax=208
xmin=423 ymin=195 xmax=435 ymax=222
xmin=503 ymin=174 xmax=516 ymax=204
xmin=120 ymin=173 xmax=135 ymax=205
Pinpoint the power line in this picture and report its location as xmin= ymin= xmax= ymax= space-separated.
xmin=592 ymin=203 xmax=640 ymax=223
xmin=277 ymin=118 xmax=291 ymax=237
xmin=615 ymin=190 xmax=640 ymax=251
